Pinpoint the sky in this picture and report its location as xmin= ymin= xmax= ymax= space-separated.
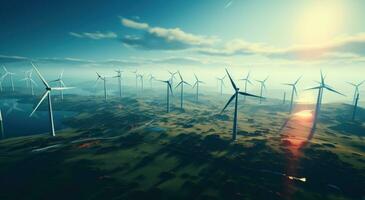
xmin=1 ymin=0 xmax=365 ymax=102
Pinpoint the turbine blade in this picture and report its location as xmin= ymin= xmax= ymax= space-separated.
xmin=59 ymin=69 xmax=64 ymax=79
xmin=347 ymin=82 xmax=356 ymax=87
xmin=324 ymin=85 xmax=345 ymax=96
xmin=221 ymin=94 xmax=236 ymax=113
xmin=295 ymin=75 xmax=303 ymax=85
xmin=238 ymin=92 xmax=262 ymax=98
xmin=183 ymin=81 xmax=191 ymax=86
xmin=225 ymin=68 xmax=237 ymax=90
xmin=30 ymin=91 xmax=49 ymax=117
xmin=178 ymin=71 xmax=183 ymax=81
xmin=175 ymin=81 xmax=182 ymax=88
xmin=194 ymin=73 xmax=198 ymax=81
xmin=359 ymin=80 xmax=365 ymax=86
xmin=52 ymin=87 xmax=74 ymax=90
xmin=31 ymin=62 xmax=50 ymax=88
xmin=168 ymin=82 xmax=173 ymax=95
xmin=60 ymin=80 xmax=66 ymax=87
xmin=305 ymin=86 xmax=321 ymax=90
xmin=30 ymin=79 xmax=38 ymax=86
xmin=192 ymin=82 xmax=197 ymax=88
xmin=320 ymin=70 xmax=325 ymax=84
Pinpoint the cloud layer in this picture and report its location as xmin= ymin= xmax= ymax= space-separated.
xmin=120 ymin=17 xmax=218 ymax=50
xmin=69 ymin=31 xmax=117 ymax=40
xmin=199 ymin=33 xmax=365 ymax=62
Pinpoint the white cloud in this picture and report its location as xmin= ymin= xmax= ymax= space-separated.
xmin=120 ymin=17 xmax=219 ymax=50
xmin=198 ymin=33 xmax=365 ymax=63
xmin=69 ymin=31 xmax=117 ymax=40
xmin=120 ymin=17 xmax=149 ymax=30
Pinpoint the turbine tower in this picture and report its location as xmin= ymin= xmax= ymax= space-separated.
xmin=0 ymin=109 xmax=4 ymax=139
xmin=217 ymin=75 xmax=226 ymax=96
xmin=132 ymin=70 xmax=138 ymax=89
xmin=240 ymin=72 xmax=253 ymax=101
xmin=2 ymin=66 xmax=15 ymax=92
xmin=50 ymin=70 xmax=66 ymax=100
xmin=283 ymin=76 xmax=302 ymax=113
xmin=114 ymin=69 xmax=123 ymax=98
xmin=347 ymin=80 xmax=364 ymax=105
xmin=175 ymin=71 xmax=191 ymax=110
xmin=283 ymin=92 xmax=286 ymax=104
xmin=148 ymin=74 xmax=156 ymax=88
xmin=137 ymin=74 xmax=144 ymax=91
xmin=29 ymin=63 xmax=73 ymax=136
xmin=96 ymin=72 xmax=108 ymax=101
xmin=159 ymin=80 xmax=173 ymax=112
xmin=307 ymin=71 xmax=344 ymax=131
xmin=221 ymin=69 xmax=262 ymax=141
xmin=256 ymin=76 xmax=269 ymax=104
xmin=0 ymin=76 xmax=3 ymax=92
xmin=192 ymin=74 xmax=204 ymax=102
xmin=352 ymin=93 xmax=360 ymax=121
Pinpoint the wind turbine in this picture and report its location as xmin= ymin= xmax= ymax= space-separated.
xmin=306 ymin=71 xmax=345 ymax=131
xmin=221 ymin=69 xmax=262 ymax=141
xmin=352 ymin=93 xmax=360 ymax=121
xmin=217 ymin=75 xmax=226 ymax=95
xmin=2 ymin=66 xmax=15 ymax=92
xmin=148 ymin=74 xmax=156 ymax=88
xmin=0 ymin=109 xmax=4 ymax=139
xmin=132 ymin=70 xmax=138 ymax=89
xmin=114 ymin=69 xmax=123 ymax=98
xmin=6 ymin=102 xmax=24 ymax=116
xmin=192 ymin=74 xmax=204 ymax=102
xmin=137 ymin=74 xmax=144 ymax=91
xmin=20 ymin=69 xmax=37 ymax=96
xmin=347 ymin=80 xmax=365 ymax=105
xmin=96 ymin=72 xmax=108 ymax=101
xmin=0 ymin=76 xmax=4 ymax=92
xmin=283 ymin=76 xmax=302 ymax=113
xmin=168 ymin=70 xmax=177 ymax=86
xmin=29 ymin=63 xmax=74 ymax=136
xmin=50 ymin=70 xmax=66 ymax=100
xmin=175 ymin=71 xmax=191 ymax=109
xmin=20 ymin=69 xmax=32 ymax=88
xmin=240 ymin=72 xmax=253 ymax=101
xmin=256 ymin=76 xmax=269 ymax=104
xmin=159 ymin=80 xmax=173 ymax=112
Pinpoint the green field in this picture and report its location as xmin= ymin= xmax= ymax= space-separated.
xmin=0 ymin=90 xmax=364 ymax=200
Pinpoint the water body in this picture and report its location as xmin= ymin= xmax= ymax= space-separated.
xmin=0 ymin=98 xmax=76 ymax=138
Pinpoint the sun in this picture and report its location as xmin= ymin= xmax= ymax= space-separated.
xmin=294 ymin=2 xmax=345 ymax=45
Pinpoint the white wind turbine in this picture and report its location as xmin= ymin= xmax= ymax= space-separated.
xmin=114 ymin=69 xmax=123 ymax=98
xmin=240 ymin=71 xmax=253 ymax=101
xmin=256 ymin=76 xmax=269 ymax=104
xmin=50 ymin=70 xmax=66 ymax=100
xmin=96 ymin=72 xmax=109 ymax=101
xmin=20 ymin=69 xmax=37 ymax=96
xmin=2 ymin=66 xmax=15 ymax=92
xmin=282 ymin=76 xmax=302 ymax=113
xmin=20 ymin=69 xmax=33 ymax=88
xmin=29 ymin=63 xmax=74 ymax=136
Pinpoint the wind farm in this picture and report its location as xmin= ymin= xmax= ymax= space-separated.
xmin=0 ymin=1 xmax=364 ymax=200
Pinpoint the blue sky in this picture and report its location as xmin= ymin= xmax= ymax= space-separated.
xmin=1 ymin=0 xmax=365 ymax=103
xmin=2 ymin=0 xmax=365 ymax=62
